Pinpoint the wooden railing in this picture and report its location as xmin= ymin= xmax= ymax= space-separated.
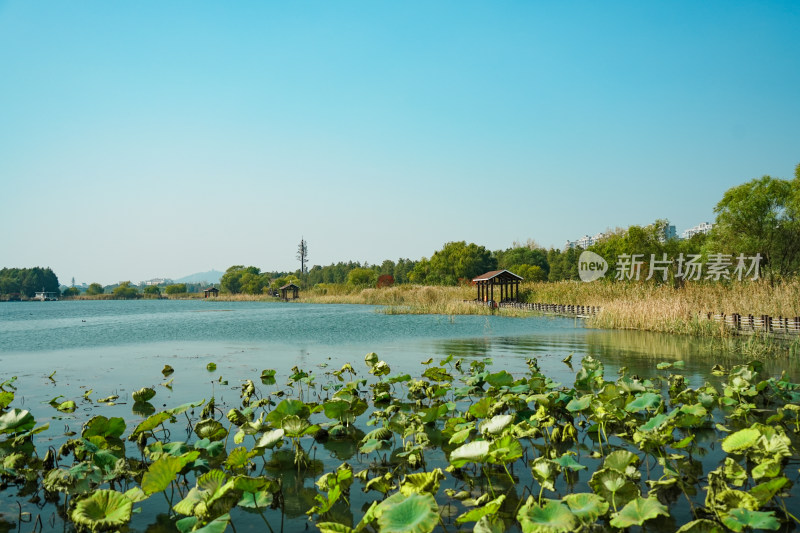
xmin=466 ymin=300 xmax=600 ymax=316
xmin=708 ymin=313 xmax=800 ymax=335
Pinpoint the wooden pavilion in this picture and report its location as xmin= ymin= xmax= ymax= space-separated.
xmin=280 ymin=283 xmax=300 ymax=301
xmin=203 ymin=287 xmax=219 ymax=298
xmin=472 ymin=270 xmax=523 ymax=304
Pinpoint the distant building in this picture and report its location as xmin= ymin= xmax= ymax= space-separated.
xmin=682 ymin=222 xmax=714 ymax=239
xmin=143 ymin=278 xmax=172 ymax=286
xmin=564 ymin=232 xmax=606 ymax=250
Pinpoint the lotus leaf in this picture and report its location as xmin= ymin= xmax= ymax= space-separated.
xmin=721 ymin=508 xmax=780 ymax=532
xmin=751 ymin=458 xmax=782 ymax=480
xmin=317 ymin=523 xmax=356 ymax=533
xmin=370 ymin=361 xmax=391 ymax=377
xmin=750 ymin=477 xmax=789 ymax=506
xmin=486 ymin=370 xmax=514 ymax=388
xmin=0 ymin=409 xmax=35 ymax=434
xmin=562 ymin=493 xmax=609 ymax=522
xmin=489 ymin=434 xmax=524 ymax=464
xmin=456 ymin=494 xmax=505 ymax=524
xmin=255 ymin=428 xmax=285 ymax=449
xmin=566 ymin=395 xmax=592 ymax=412
xmin=603 ymin=449 xmax=640 ymax=476
xmin=376 ymin=492 xmax=439 ymax=533
xmin=625 ymin=392 xmax=663 ymax=413
xmin=449 ymin=440 xmax=490 ymax=467
xmin=531 ymin=457 xmax=560 ymax=492
xmin=517 ymin=497 xmax=578 ymax=533
xmin=721 ymin=427 xmax=760 ymax=453
xmin=364 ymin=352 xmax=379 ymax=367
xmin=609 ymin=496 xmax=668 ymax=528
xmin=206 ymin=362 xmax=216 ymax=371
xmin=400 ymin=468 xmax=444 ymax=496
xmin=71 ymin=489 xmax=133 ymax=532
xmin=474 ymin=515 xmax=506 ymax=533
xmin=588 ymin=468 xmax=640 ymax=509
xmin=82 ymin=416 xmax=126 ymax=439
xmin=195 ymin=419 xmax=228 ymax=441
xmin=481 ymin=414 xmax=514 ymax=435
xmin=132 ymin=387 xmax=156 ymax=403
xmin=266 ymin=399 xmax=310 ymax=427
xmin=141 ymin=456 xmax=184 ymax=495
xmin=422 ymin=367 xmax=453 ymax=382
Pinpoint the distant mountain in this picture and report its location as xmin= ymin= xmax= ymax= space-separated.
xmin=175 ymin=270 xmax=223 ymax=285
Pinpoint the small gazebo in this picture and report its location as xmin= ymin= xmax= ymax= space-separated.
xmin=280 ymin=283 xmax=300 ymax=301
xmin=203 ymin=286 xmax=219 ymax=298
xmin=472 ymin=270 xmax=523 ymax=304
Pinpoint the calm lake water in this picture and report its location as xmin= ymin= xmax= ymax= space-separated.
xmin=1 ymin=300 xmax=798 ymax=532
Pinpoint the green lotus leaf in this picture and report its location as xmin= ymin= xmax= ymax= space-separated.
xmin=362 ymin=427 xmax=392 ymax=443
xmin=255 ymin=429 xmax=285 ymax=449
xmin=238 ymin=490 xmax=272 ymax=511
xmin=624 ymin=392 xmax=663 ymax=413
xmin=609 ymin=496 xmax=668 ymax=528
xmin=721 ymin=428 xmax=760 ymax=454
xmin=132 ymin=387 xmax=156 ymax=403
xmin=562 ymin=493 xmax=609 ymax=522
xmin=708 ymin=489 xmax=759 ymax=514
xmin=0 ymin=391 xmax=14 ymax=409
xmin=265 ymin=399 xmax=310 ymax=427
xmin=123 ymin=486 xmax=147 ymax=503
xmin=360 ymin=438 xmax=390 ymax=454
xmin=370 ymin=361 xmax=391 ymax=377
xmin=456 ymin=494 xmax=505 ymax=524
xmin=554 ymin=453 xmax=587 ymax=471
xmin=489 ymin=434 xmax=524 ymax=464
xmin=0 ymin=409 xmax=35 ymax=434
xmin=162 ymin=365 xmax=174 ymax=376
xmin=517 ymin=497 xmax=578 ymax=533
xmin=83 ymin=416 xmax=126 ymax=439
xmin=400 ymin=469 xmax=445 ymax=496
xmin=675 ymin=519 xmax=725 ymax=533
xmin=141 ymin=456 xmax=184 ymax=495
xmin=449 ymin=440 xmax=490 ymax=467
xmin=481 ymin=414 xmax=514 ymax=435
xmin=422 ymin=367 xmax=453 ymax=382
xmin=364 ymin=352 xmax=379 ymax=368
xmin=323 ymin=399 xmax=353 ymax=422
xmin=376 ymin=492 xmax=438 ymax=533
xmin=721 ymin=457 xmax=747 ymax=487
xmin=71 ymin=489 xmax=133 ymax=531
xmin=531 ymin=458 xmax=560 ymax=492
xmin=474 ymin=515 xmax=505 ymax=533
xmin=167 ymin=399 xmax=205 ymax=416
xmin=193 ymin=513 xmax=230 ymax=533
xmin=195 ymin=419 xmax=228 ymax=441
xmin=638 ymin=413 xmax=671 ymax=432
xmin=206 ymin=362 xmax=217 ymax=371
xmin=751 ymin=458 xmax=782 ymax=480
xmin=281 ymin=414 xmax=311 ymax=437
xmin=588 ymin=468 xmax=640 ymax=508
xmin=603 ymin=450 xmax=640 ymax=474
xmin=720 ymin=508 xmax=780 ymax=532
xmin=750 ymin=477 xmax=789 ymax=506
xmin=486 ymin=370 xmax=514 ymax=388
xmin=566 ymin=395 xmax=592 ymax=412
xmin=449 ymin=428 xmax=472 ymax=445
xmin=130 ymin=411 xmax=171 ymax=439
xmin=56 ymin=400 xmax=77 ymax=412
xmin=225 ymin=447 xmax=256 ymax=470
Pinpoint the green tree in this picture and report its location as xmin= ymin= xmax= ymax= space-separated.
xmin=412 ymin=242 xmax=496 ymax=285
xmin=112 ymin=282 xmax=139 ymax=299
xmin=86 ymin=283 xmax=105 ymax=295
xmin=221 ymin=265 xmax=261 ymax=294
xmin=164 ymin=283 xmax=186 ymax=295
xmin=347 ymin=268 xmax=378 ymax=286
xmin=708 ymin=171 xmax=800 ymax=280
xmin=62 ymin=286 xmax=80 ymax=297
xmin=143 ymin=285 xmax=161 ymax=296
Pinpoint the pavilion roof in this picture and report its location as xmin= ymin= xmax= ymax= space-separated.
xmin=472 ymin=269 xmax=523 ymax=282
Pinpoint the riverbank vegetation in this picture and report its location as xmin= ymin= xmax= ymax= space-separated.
xmin=2 ymin=353 xmax=799 ymax=531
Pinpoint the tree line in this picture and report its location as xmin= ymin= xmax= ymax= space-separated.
xmin=0 ymin=267 xmax=60 ymax=299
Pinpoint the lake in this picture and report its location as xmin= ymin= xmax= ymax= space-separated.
xmin=0 ymin=300 xmax=798 ymax=532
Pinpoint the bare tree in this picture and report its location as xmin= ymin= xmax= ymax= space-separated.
xmin=297 ymin=237 xmax=308 ymax=274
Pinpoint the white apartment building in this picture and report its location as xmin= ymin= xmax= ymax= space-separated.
xmin=682 ymin=222 xmax=714 ymax=239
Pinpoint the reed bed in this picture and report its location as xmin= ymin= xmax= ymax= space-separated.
xmin=521 ymin=279 xmax=800 ymax=337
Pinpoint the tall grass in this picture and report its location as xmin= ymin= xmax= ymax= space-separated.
xmin=521 ymin=279 xmax=800 ymax=336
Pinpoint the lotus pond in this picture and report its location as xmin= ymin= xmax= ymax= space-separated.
xmin=1 ymin=301 xmax=800 ymax=532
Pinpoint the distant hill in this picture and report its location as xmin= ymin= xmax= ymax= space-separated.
xmin=175 ymin=270 xmax=223 ymax=285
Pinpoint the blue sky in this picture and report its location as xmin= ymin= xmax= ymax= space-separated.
xmin=1 ymin=1 xmax=798 ymax=285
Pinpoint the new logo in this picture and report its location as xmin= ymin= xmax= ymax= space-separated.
xmin=578 ymin=251 xmax=608 ymax=282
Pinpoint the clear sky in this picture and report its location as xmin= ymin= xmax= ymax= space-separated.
xmin=1 ymin=1 xmax=798 ymax=285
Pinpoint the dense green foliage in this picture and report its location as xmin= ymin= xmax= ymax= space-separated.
xmin=112 ymin=282 xmax=139 ymax=299
xmin=143 ymin=285 xmax=161 ymax=296
xmin=1 ymin=354 xmax=799 ymax=532
xmin=0 ymin=267 xmax=60 ymax=298
xmin=165 ymin=283 xmax=187 ymax=295
xmin=409 ymin=241 xmax=497 ymax=285
xmin=62 ymin=286 xmax=80 ymax=297
xmin=86 ymin=283 xmax=105 ymax=295
xmin=708 ymin=167 xmax=800 ymax=280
